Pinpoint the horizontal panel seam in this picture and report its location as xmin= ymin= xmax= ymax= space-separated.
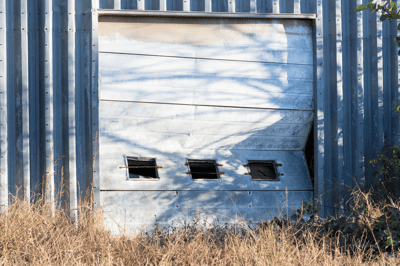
xmin=99 ymin=51 xmax=314 ymax=66
xmin=99 ymin=117 xmax=313 ymax=125
xmin=99 ymin=99 xmax=314 ymax=111
xmin=100 ymin=190 xmax=314 ymax=192
xmin=97 ymin=10 xmax=317 ymax=20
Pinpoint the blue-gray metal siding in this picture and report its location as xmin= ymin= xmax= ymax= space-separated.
xmin=0 ymin=0 xmax=398 ymax=218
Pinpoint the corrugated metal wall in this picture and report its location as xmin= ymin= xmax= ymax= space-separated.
xmin=0 ymin=0 xmax=398 ymax=218
xmin=0 ymin=0 xmax=94 ymax=211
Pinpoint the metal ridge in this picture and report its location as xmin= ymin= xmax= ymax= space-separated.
xmin=97 ymin=10 xmax=317 ymax=20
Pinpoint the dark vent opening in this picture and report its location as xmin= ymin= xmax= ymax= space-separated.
xmin=304 ymin=124 xmax=314 ymax=187
xmin=248 ymin=161 xmax=277 ymax=181
xmin=127 ymin=157 xmax=158 ymax=179
xmin=188 ymin=160 xmax=219 ymax=180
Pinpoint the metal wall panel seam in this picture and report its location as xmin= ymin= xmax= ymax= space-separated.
xmin=81 ymin=0 xmax=93 ymax=201
xmin=294 ymin=0 xmax=300 ymax=14
xmin=322 ymin=0 xmax=337 ymax=216
xmin=390 ymin=4 xmax=400 ymax=145
xmin=390 ymin=17 xmax=398 ymax=144
xmin=228 ymin=0 xmax=235 ymax=12
xmin=7 ymin=0 xmax=17 ymax=200
xmin=97 ymin=10 xmax=317 ymax=18
xmin=205 ymin=0 xmax=211 ymax=12
xmin=301 ymin=0 xmax=307 ymax=13
xmin=307 ymin=0 xmax=316 ymax=13
xmin=0 ymin=0 xmax=7 ymax=211
xmin=138 ymin=0 xmax=145 ymax=10
xmin=398 ymin=6 xmax=400 ymax=145
xmin=93 ymin=0 xmax=99 ymax=10
xmin=99 ymin=0 xmax=107 ymax=9
xmin=341 ymin=0 xmax=354 ymax=213
xmin=21 ymin=0 xmax=30 ymax=203
xmin=356 ymin=0 xmax=365 ymax=187
xmin=91 ymin=1 xmax=100 ymax=208
xmin=68 ymin=0 xmax=77 ymax=220
xmin=250 ymin=0 xmax=256 ymax=13
xmin=377 ymin=1 xmax=384 ymax=151
xmin=335 ymin=0 xmax=344 ymax=213
xmin=272 ymin=0 xmax=279 ymax=13
xmin=26 ymin=0 xmax=40 ymax=201
xmin=44 ymin=0 xmax=55 ymax=211
xmin=114 ymin=0 xmax=121 ymax=9
xmin=160 ymin=0 xmax=167 ymax=11
xmin=315 ymin=0 xmax=325 ymax=214
xmin=183 ymin=0 xmax=190 ymax=11
xmin=51 ymin=0 xmax=64 ymax=202
xmin=364 ymin=4 xmax=378 ymax=187
xmin=382 ymin=16 xmax=391 ymax=147
xmin=389 ymin=17 xmax=397 ymax=146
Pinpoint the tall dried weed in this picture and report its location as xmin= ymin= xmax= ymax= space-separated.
xmin=0 ymin=189 xmax=398 ymax=265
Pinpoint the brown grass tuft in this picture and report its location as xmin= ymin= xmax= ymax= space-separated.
xmin=0 ymin=192 xmax=398 ymax=265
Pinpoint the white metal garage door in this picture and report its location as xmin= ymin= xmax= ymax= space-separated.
xmin=98 ymin=15 xmax=313 ymax=232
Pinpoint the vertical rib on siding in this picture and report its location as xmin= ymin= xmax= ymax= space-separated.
xmin=205 ymin=0 xmax=211 ymax=12
xmin=398 ymin=4 xmax=400 ymax=145
xmin=160 ymin=0 xmax=167 ymax=11
xmin=28 ymin=0 xmax=41 ymax=200
xmin=376 ymin=3 xmax=384 ymax=151
xmin=183 ymin=0 xmax=190 ymax=11
xmin=383 ymin=13 xmax=392 ymax=148
xmin=228 ymin=0 xmax=235 ymax=12
xmin=44 ymin=0 xmax=55 ymax=209
xmin=272 ymin=0 xmax=279 ymax=13
xmin=391 ymin=13 xmax=399 ymax=146
xmin=114 ymin=0 xmax=121 ymax=9
xmin=323 ymin=0 xmax=338 ymax=216
xmin=356 ymin=0 xmax=365 ymax=187
xmin=315 ymin=0 xmax=324 ymax=214
xmin=0 ymin=0 xmax=7 ymax=211
xmin=294 ymin=0 xmax=300 ymax=14
xmin=341 ymin=0 xmax=354 ymax=213
xmin=363 ymin=4 xmax=371 ymax=187
xmin=84 ymin=0 xmax=94 ymax=201
xmin=7 ymin=0 xmax=18 ymax=199
xmin=68 ymin=0 xmax=77 ymax=220
xmin=137 ymin=0 xmax=145 ymax=10
xmin=21 ymin=0 xmax=30 ymax=203
xmin=91 ymin=1 xmax=100 ymax=208
xmin=364 ymin=4 xmax=379 ymax=187
xmin=250 ymin=0 xmax=256 ymax=13
xmin=335 ymin=0 xmax=343 ymax=213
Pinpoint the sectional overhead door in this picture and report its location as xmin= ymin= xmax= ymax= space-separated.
xmin=98 ymin=15 xmax=314 ymax=232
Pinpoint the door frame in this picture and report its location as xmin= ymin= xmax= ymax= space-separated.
xmin=91 ymin=9 xmax=317 ymax=208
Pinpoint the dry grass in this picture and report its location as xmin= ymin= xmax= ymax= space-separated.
xmin=0 ymin=193 xmax=398 ymax=265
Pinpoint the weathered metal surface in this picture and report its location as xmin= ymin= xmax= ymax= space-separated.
xmin=0 ymin=0 xmax=398 ymax=224
xmin=92 ymin=0 xmax=100 ymax=208
xmin=97 ymin=9 xmax=317 ymax=19
xmin=99 ymin=117 xmax=311 ymax=137
xmin=0 ymin=0 xmax=94 ymax=211
xmin=101 ymin=190 xmax=313 ymax=233
xmin=99 ymin=149 xmax=313 ymax=191
xmin=0 ymin=0 xmax=7 ymax=210
xmin=99 ymin=87 xmax=313 ymax=110
xmin=68 ymin=0 xmax=78 ymax=219
xmin=98 ymin=16 xmax=313 ymax=229
xmin=99 ymin=102 xmax=314 ymax=123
